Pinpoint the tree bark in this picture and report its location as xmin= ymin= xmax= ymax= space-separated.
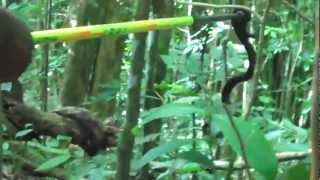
xmin=115 ymin=1 xmax=150 ymax=179
xmin=90 ymin=0 xmax=126 ymax=117
xmin=310 ymin=1 xmax=319 ymax=179
xmin=60 ymin=0 xmax=106 ymax=106
xmin=2 ymin=98 xmax=117 ymax=156
xmin=243 ymin=0 xmax=271 ymax=118
xmin=139 ymin=0 xmax=173 ymax=179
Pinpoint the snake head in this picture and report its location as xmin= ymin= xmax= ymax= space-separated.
xmin=231 ymin=9 xmax=252 ymax=44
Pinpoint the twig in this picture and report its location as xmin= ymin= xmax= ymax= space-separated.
xmin=310 ymin=1 xmax=319 ymax=178
xmin=243 ymin=0 xmax=271 ymax=118
xmin=223 ymin=104 xmax=253 ymax=180
xmin=175 ymin=0 xmax=262 ymax=21
xmin=150 ymin=149 xmax=310 ymax=173
xmin=176 ymin=1 xmax=251 ymax=11
xmin=281 ymin=0 xmax=314 ymax=25
xmin=213 ymin=149 xmax=311 ymax=170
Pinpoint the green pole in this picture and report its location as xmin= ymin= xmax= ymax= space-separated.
xmin=32 ymin=16 xmax=194 ymax=44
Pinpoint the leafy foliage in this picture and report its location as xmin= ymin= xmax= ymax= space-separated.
xmin=140 ymin=103 xmax=205 ymax=125
xmin=0 ymin=0 xmax=315 ymax=179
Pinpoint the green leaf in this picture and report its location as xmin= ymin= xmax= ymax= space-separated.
xmin=197 ymin=171 xmax=216 ymax=180
xmin=280 ymin=163 xmax=309 ymax=180
xmin=28 ymin=142 xmax=69 ymax=155
xmin=91 ymin=81 xmax=120 ymax=102
xmin=258 ymin=96 xmax=273 ymax=104
xmin=177 ymin=150 xmax=212 ymax=168
xmin=275 ymin=143 xmax=309 ymax=152
xmin=213 ymin=114 xmax=278 ymax=179
xmin=35 ymin=154 xmax=71 ymax=172
xmin=176 ymin=162 xmax=203 ymax=174
xmin=2 ymin=142 xmax=10 ymax=150
xmin=131 ymin=126 xmax=142 ymax=136
xmin=161 ymin=52 xmax=179 ymax=70
xmin=140 ymin=103 xmax=204 ymax=125
xmin=57 ymin=135 xmax=72 ymax=145
xmin=133 ymin=139 xmax=193 ymax=170
xmin=15 ymin=129 xmax=33 ymax=138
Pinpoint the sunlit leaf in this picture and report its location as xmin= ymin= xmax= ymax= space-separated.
xmin=275 ymin=143 xmax=309 ymax=152
xmin=35 ymin=154 xmax=71 ymax=172
xmin=140 ymin=103 xmax=204 ymax=125
xmin=15 ymin=129 xmax=33 ymax=138
xmin=176 ymin=162 xmax=203 ymax=174
xmin=28 ymin=142 xmax=69 ymax=155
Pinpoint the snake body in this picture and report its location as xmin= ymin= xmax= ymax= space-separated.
xmin=222 ymin=9 xmax=256 ymax=103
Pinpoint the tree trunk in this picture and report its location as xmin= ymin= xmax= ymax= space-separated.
xmin=60 ymin=0 xmax=106 ymax=106
xmin=139 ymin=0 xmax=173 ymax=179
xmin=90 ymin=0 xmax=126 ymax=117
xmin=310 ymin=0 xmax=319 ymax=179
xmin=115 ymin=1 xmax=150 ymax=179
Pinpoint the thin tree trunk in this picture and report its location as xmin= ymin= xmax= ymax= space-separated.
xmin=139 ymin=1 xmax=173 ymax=178
xmin=310 ymin=1 xmax=319 ymax=179
xmin=243 ymin=0 xmax=271 ymax=118
xmin=115 ymin=1 xmax=150 ymax=179
xmin=60 ymin=0 xmax=105 ymax=106
xmin=0 ymin=94 xmax=3 ymax=179
xmin=285 ymin=28 xmax=304 ymax=119
xmin=90 ymin=0 xmax=125 ymax=117
xmin=40 ymin=0 xmax=52 ymax=111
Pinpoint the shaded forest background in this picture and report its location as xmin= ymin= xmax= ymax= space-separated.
xmin=0 ymin=0 xmax=317 ymax=179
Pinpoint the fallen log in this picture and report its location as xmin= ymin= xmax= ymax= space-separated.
xmin=2 ymin=97 xmax=118 ymax=155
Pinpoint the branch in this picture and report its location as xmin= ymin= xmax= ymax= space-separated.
xmin=281 ymin=0 xmax=314 ymax=25
xmin=243 ymin=0 xmax=271 ymax=118
xmin=2 ymin=98 xmax=117 ymax=156
xmin=115 ymin=0 xmax=150 ymax=179
xmin=175 ymin=0 xmax=262 ymax=21
xmin=213 ymin=149 xmax=311 ymax=170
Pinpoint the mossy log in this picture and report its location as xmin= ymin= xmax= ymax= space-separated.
xmin=2 ymin=97 xmax=117 ymax=155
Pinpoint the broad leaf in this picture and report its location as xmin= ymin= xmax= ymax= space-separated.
xmin=15 ymin=129 xmax=33 ymax=138
xmin=133 ymin=139 xmax=193 ymax=169
xmin=280 ymin=163 xmax=309 ymax=180
xmin=35 ymin=154 xmax=71 ymax=172
xmin=213 ymin=114 xmax=278 ymax=179
xmin=28 ymin=142 xmax=69 ymax=155
xmin=177 ymin=150 xmax=212 ymax=168
xmin=176 ymin=162 xmax=203 ymax=174
xmin=140 ymin=103 xmax=204 ymax=125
